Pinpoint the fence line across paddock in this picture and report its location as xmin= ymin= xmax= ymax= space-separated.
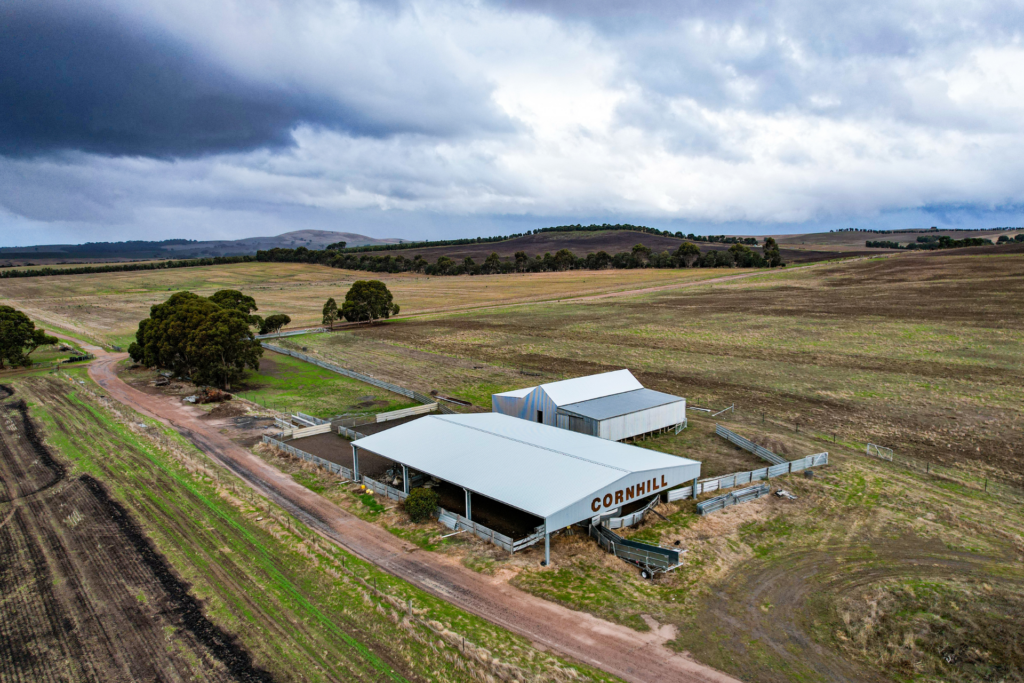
xmin=261 ymin=343 xmax=457 ymax=415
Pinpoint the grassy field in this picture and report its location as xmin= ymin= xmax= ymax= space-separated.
xmin=300 ymin=251 xmax=1024 ymax=483
xmin=234 ymin=352 xmax=419 ymax=419
xmin=256 ymin=249 xmax=1024 ymax=681
xmin=2 ymin=368 xmax=616 ymax=683
xmin=9 ymin=247 xmax=1023 ymax=682
xmin=0 ymin=260 xmax=731 ymax=348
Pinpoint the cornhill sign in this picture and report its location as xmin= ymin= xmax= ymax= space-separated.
xmin=591 ymin=474 xmax=669 ymax=513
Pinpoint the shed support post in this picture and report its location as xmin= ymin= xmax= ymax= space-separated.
xmin=692 ymin=477 xmax=698 ymax=500
xmin=352 ymin=445 xmax=360 ymax=481
xmin=464 ymin=489 xmax=472 ymax=521
xmin=402 ymin=465 xmax=410 ymax=494
xmin=543 ymin=532 xmax=550 ymax=566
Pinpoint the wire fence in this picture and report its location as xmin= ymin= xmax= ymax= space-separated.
xmin=262 ymin=343 xmax=457 ymax=415
xmin=254 ymin=327 xmax=328 ymax=340
xmin=863 ymin=443 xmax=1024 ymax=501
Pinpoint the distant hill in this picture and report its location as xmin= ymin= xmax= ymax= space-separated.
xmin=0 ymin=230 xmax=405 ymax=265
xmin=340 ymin=229 xmax=854 ymax=264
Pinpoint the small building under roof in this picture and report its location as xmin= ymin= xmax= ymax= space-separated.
xmin=350 ymin=413 xmax=700 ymax=564
xmin=492 ymin=369 xmax=687 ymax=442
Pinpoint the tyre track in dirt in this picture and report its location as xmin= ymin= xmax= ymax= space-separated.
xmin=86 ymin=348 xmax=740 ymax=683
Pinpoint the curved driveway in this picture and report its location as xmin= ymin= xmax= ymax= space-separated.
xmin=71 ymin=346 xmax=739 ymax=683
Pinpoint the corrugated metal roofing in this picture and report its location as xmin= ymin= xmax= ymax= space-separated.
xmin=539 ymin=369 xmax=642 ymax=407
xmin=560 ymin=388 xmax=685 ymax=421
xmin=351 ymin=413 xmax=698 ymax=522
xmin=493 ymin=386 xmax=535 ymax=398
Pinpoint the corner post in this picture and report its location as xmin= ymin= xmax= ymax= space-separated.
xmin=543 ymin=532 xmax=550 ymax=566
xmin=352 ymin=445 xmax=360 ymax=481
xmin=464 ymin=489 xmax=472 ymax=521
xmin=692 ymin=477 xmax=698 ymax=500
xmin=402 ymin=465 xmax=410 ymax=494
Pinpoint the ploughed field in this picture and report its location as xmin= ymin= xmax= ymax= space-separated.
xmin=0 ymin=383 xmax=267 ymax=683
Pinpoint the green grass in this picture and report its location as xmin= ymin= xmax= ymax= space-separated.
xmin=236 ymin=350 xmax=419 ymax=418
xmin=387 ymin=526 xmax=450 ymax=552
xmin=461 ymin=554 xmax=497 ymax=575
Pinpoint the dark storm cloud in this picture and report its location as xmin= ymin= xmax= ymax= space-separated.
xmin=0 ymin=3 xmax=509 ymax=159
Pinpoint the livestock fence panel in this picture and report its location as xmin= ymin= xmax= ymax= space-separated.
xmin=697 ymin=483 xmax=771 ymax=515
xmin=263 ymin=343 xmax=457 ymax=414
xmin=377 ymin=403 xmax=437 ymax=423
xmin=295 ymin=412 xmax=329 ymax=426
xmin=278 ymin=423 xmax=333 ymax=440
xmin=715 ymin=424 xmax=787 ymax=465
xmin=263 ymin=435 xmax=352 ymax=479
xmin=604 ymin=495 xmax=661 ymax=530
xmin=866 ymin=443 xmax=894 ymax=461
xmin=667 ymin=453 xmax=828 ymax=502
xmin=338 ymin=426 xmax=368 ymax=440
xmin=434 ymin=507 xmax=518 ymax=552
xmin=362 ymin=476 xmax=409 ymax=502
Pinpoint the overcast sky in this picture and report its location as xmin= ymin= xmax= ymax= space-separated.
xmin=2 ymin=0 xmax=1023 ymax=246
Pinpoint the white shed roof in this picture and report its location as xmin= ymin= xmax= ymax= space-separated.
xmin=351 ymin=413 xmax=699 ymax=529
xmin=493 ymin=386 xmax=535 ymax=399
xmin=539 ymin=369 xmax=642 ymax=407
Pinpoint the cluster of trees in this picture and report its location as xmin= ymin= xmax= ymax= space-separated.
xmin=128 ymin=289 xmax=288 ymax=389
xmin=260 ymin=239 xmax=782 ymax=276
xmin=866 ymin=236 xmax=995 ymax=250
xmin=836 ymin=227 xmax=990 ymax=235
xmin=0 ymin=306 xmax=58 ymax=369
xmin=322 ymin=281 xmax=400 ymax=327
xmin=0 ymin=255 xmax=256 ymax=279
xmin=997 ymin=234 xmax=1024 ymax=243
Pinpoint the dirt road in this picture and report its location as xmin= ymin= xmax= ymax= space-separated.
xmin=82 ymin=348 xmax=738 ymax=683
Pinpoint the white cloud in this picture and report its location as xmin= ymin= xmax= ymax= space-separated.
xmin=2 ymin=0 xmax=1023 ymax=244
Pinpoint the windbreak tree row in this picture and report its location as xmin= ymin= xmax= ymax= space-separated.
xmin=258 ymin=239 xmax=784 ymax=276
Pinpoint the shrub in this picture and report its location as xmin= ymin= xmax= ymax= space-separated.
xmin=404 ymin=487 xmax=439 ymax=523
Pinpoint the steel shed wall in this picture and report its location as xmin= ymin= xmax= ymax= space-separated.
xmin=492 ymin=393 xmax=526 ymax=418
xmin=556 ymin=412 xmax=599 ymax=436
xmin=597 ymin=399 xmax=687 ymax=441
xmin=549 ymin=465 xmax=699 ymax=530
xmin=522 ymin=386 xmax=559 ymax=425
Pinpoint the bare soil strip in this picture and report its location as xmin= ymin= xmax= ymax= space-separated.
xmin=85 ymin=350 xmax=740 ymax=683
xmin=0 ymin=384 xmax=272 ymax=683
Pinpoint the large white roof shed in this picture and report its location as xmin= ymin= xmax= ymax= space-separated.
xmin=492 ymin=369 xmax=687 ymax=442
xmin=350 ymin=413 xmax=700 ymax=535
